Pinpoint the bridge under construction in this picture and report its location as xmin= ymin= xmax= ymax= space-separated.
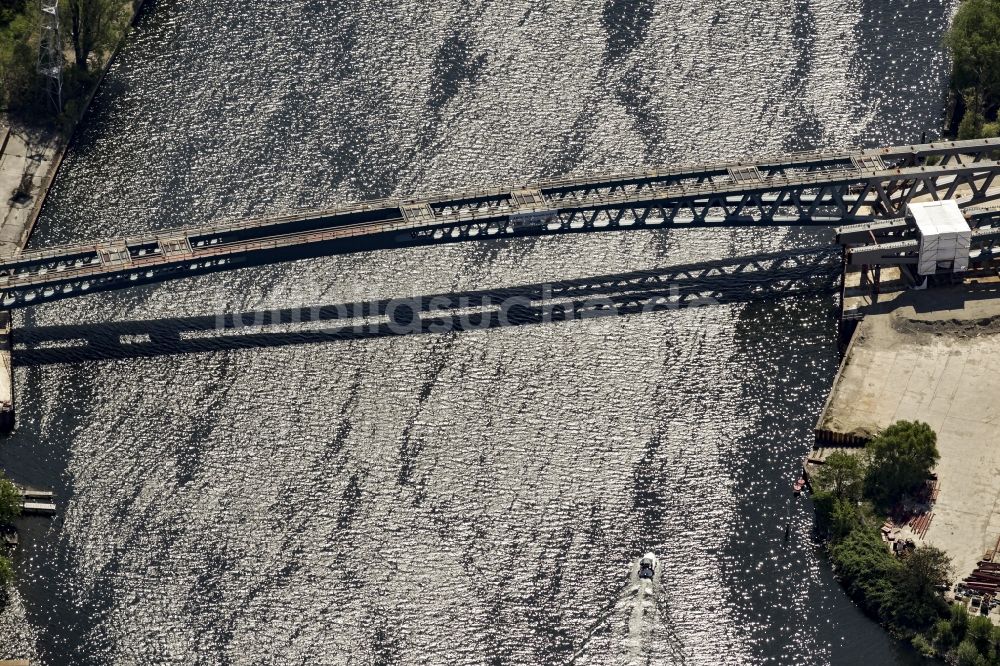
xmin=1 ymin=138 xmax=999 ymax=308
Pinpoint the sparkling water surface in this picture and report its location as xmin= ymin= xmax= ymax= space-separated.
xmin=0 ymin=0 xmax=955 ymax=663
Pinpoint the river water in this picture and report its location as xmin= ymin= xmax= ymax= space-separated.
xmin=0 ymin=0 xmax=955 ymax=663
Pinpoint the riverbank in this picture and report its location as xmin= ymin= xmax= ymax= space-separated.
xmin=0 ymin=122 xmax=57 ymax=664
xmin=0 ymin=123 xmax=60 ymax=256
xmin=809 ymin=274 xmax=1000 ymax=660
xmin=817 ymin=280 xmax=1000 ymax=581
xmin=0 ymin=0 xmax=149 ymax=259
xmin=0 ymin=2 xmax=149 ymax=662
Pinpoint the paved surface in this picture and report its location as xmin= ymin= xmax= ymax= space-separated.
xmin=819 ymin=282 xmax=1000 ymax=576
xmin=0 ymin=122 xmax=59 ymax=257
xmin=0 ymin=121 xmax=60 ymax=413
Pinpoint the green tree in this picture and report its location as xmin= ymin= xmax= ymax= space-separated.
xmin=910 ymin=633 xmax=935 ymax=657
xmin=864 ymin=421 xmax=939 ymax=506
xmin=0 ymin=474 xmax=21 ymax=524
xmin=61 ymin=0 xmax=126 ymax=71
xmin=0 ymin=8 xmax=38 ymax=109
xmin=0 ymin=1 xmax=30 ymax=25
xmin=933 ymin=618 xmax=956 ymax=649
xmin=0 ymin=554 xmax=11 ymax=588
xmin=830 ymin=498 xmax=859 ymax=541
xmin=956 ymin=638 xmax=987 ymax=666
xmin=829 ymin=527 xmax=901 ymax=618
xmin=957 ymin=113 xmax=983 ymax=140
xmin=952 ymin=603 xmax=971 ymax=642
xmin=887 ymin=546 xmax=951 ymax=630
xmin=945 ymin=0 xmax=1000 ymax=108
xmin=967 ymin=615 xmax=994 ymax=654
xmin=814 ymin=451 xmax=865 ymax=500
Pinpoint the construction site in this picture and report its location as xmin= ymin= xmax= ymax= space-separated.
xmin=811 ymin=192 xmax=1000 ymax=623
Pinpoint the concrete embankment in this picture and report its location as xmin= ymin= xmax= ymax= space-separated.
xmin=0 ymin=312 xmax=12 ymax=433
xmin=0 ymin=4 xmax=149 ymax=656
xmin=0 ymin=0 xmax=150 ymax=436
xmin=0 ymin=123 xmax=53 ymax=434
xmin=811 ymin=278 xmax=1000 ymax=603
xmin=0 ymin=126 xmax=61 ymax=258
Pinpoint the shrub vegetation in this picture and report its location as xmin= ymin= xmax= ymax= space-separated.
xmin=0 ymin=471 xmax=17 ymax=600
xmin=945 ymin=0 xmax=1000 ymax=139
xmin=0 ymin=472 xmax=18 ymax=524
xmin=810 ymin=420 xmax=995 ymax=662
xmin=0 ymin=0 xmax=132 ymax=120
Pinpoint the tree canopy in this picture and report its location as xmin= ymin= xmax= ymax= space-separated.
xmin=829 ymin=526 xmax=902 ymax=619
xmin=0 ymin=0 xmax=134 ymax=117
xmin=0 ymin=555 xmax=11 ymax=588
xmin=814 ymin=450 xmax=864 ymax=501
xmin=0 ymin=3 xmax=37 ymax=109
xmin=945 ymin=0 xmax=1000 ymax=107
xmin=0 ymin=474 xmax=20 ymax=524
xmin=864 ymin=420 xmax=939 ymax=506
xmin=812 ymin=421 xmax=960 ymax=656
xmin=63 ymin=0 xmax=128 ymax=71
xmin=888 ymin=546 xmax=952 ymax=630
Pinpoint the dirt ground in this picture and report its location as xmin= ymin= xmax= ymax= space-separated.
xmin=818 ymin=282 xmax=1000 ymax=577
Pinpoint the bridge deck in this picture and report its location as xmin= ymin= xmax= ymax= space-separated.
xmin=3 ymin=138 xmax=999 ymax=307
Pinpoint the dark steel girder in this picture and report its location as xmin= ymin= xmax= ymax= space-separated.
xmin=846 ymin=218 xmax=1000 ymax=266
xmin=2 ymin=139 xmax=999 ymax=308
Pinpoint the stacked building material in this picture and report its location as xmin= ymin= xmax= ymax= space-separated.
xmin=907 ymin=511 xmax=934 ymax=539
xmin=964 ymin=561 xmax=1000 ymax=596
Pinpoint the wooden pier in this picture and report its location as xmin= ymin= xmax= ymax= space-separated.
xmin=16 ymin=486 xmax=55 ymax=516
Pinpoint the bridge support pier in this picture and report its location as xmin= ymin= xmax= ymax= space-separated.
xmin=0 ymin=311 xmax=14 ymax=434
xmin=836 ymin=248 xmax=852 ymax=353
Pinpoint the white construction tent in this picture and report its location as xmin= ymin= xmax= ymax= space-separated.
xmin=911 ymin=200 xmax=972 ymax=276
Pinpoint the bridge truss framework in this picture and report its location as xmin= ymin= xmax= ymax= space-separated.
xmin=2 ymin=139 xmax=999 ymax=308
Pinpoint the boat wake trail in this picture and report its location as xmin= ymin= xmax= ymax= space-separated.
xmin=569 ymin=553 xmax=686 ymax=665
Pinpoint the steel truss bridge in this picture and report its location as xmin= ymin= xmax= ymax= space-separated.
xmin=3 ymin=138 xmax=1000 ymax=308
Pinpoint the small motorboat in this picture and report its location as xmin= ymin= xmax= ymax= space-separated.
xmin=793 ymin=477 xmax=806 ymax=496
xmin=638 ymin=552 xmax=657 ymax=580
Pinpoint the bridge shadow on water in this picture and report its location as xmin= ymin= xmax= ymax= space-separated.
xmin=14 ymin=247 xmax=842 ymax=366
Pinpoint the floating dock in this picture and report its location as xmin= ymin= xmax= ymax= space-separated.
xmin=20 ymin=501 xmax=56 ymax=516
xmin=16 ymin=485 xmax=55 ymax=516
